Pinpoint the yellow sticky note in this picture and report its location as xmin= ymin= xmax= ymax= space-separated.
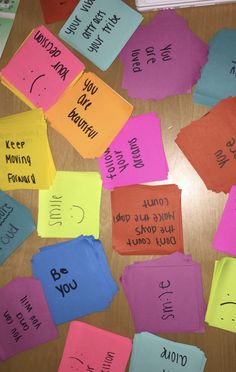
xmin=37 ymin=171 xmax=102 ymax=238
xmin=205 ymin=257 xmax=236 ymax=333
xmin=0 ymin=109 xmax=55 ymax=190
xmin=46 ymin=72 xmax=133 ymax=159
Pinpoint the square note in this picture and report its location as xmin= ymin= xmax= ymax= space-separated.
xmin=0 ymin=25 xmax=85 ymax=111
xmin=46 ymin=71 xmax=133 ymax=158
xmin=111 ymin=184 xmax=183 ymax=255
xmin=40 ymin=0 xmax=80 ymax=24
xmin=59 ymin=0 xmax=143 ymax=71
xmin=58 ymin=321 xmax=132 ymax=372
xmin=32 ymin=236 xmax=118 ymax=324
xmin=37 ymin=171 xmax=102 ymax=238
xmin=0 ymin=277 xmax=58 ymax=361
xmin=0 ymin=109 xmax=56 ymax=190
xmin=99 ymin=112 xmax=169 ymax=189
xmin=0 ymin=190 xmax=35 ymax=266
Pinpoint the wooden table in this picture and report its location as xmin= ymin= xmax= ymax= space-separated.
xmin=0 ymin=1 xmax=236 ymax=371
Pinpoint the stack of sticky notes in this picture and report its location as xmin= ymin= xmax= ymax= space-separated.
xmin=205 ymin=257 xmax=236 ymax=333
xmin=111 ymin=184 xmax=183 ymax=255
xmin=213 ymin=185 xmax=236 ymax=255
xmin=32 ymin=236 xmax=118 ymax=324
xmin=129 ymin=332 xmax=207 ymax=372
xmin=0 ymin=109 xmax=56 ymax=190
xmin=0 ymin=25 xmax=85 ymax=111
xmin=176 ymin=97 xmax=236 ymax=193
xmin=0 ymin=190 xmax=35 ymax=266
xmin=0 ymin=277 xmax=58 ymax=361
xmin=46 ymin=71 xmax=133 ymax=158
xmin=0 ymin=0 xmax=20 ymax=58
xmin=58 ymin=321 xmax=132 ymax=372
xmin=59 ymin=0 xmax=143 ymax=71
xmin=40 ymin=0 xmax=79 ymax=24
xmin=37 ymin=171 xmax=102 ymax=238
xmin=119 ymin=10 xmax=208 ymax=100
xmin=99 ymin=112 xmax=169 ymax=189
xmin=194 ymin=29 xmax=236 ymax=106
xmin=120 ymin=253 xmax=205 ymax=333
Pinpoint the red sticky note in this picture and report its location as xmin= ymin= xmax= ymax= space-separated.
xmin=111 ymin=184 xmax=184 ymax=255
xmin=176 ymin=97 xmax=236 ymax=193
xmin=58 ymin=321 xmax=132 ymax=372
xmin=40 ymin=0 xmax=80 ymax=24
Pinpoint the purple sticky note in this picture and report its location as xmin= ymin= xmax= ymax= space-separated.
xmin=0 ymin=277 xmax=58 ymax=360
xmin=120 ymin=254 xmax=205 ymax=334
xmin=98 ymin=113 xmax=168 ymax=189
xmin=119 ymin=10 xmax=208 ymax=100
xmin=213 ymin=185 xmax=236 ymax=255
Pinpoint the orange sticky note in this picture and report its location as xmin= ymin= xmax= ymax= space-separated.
xmin=46 ymin=72 xmax=133 ymax=159
xmin=58 ymin=321 xmax=132 ymax=372
xmin=176 ymin=97 xmax=236 ymax=193
xmin=111 ymin=184 xmax=184 ymax=255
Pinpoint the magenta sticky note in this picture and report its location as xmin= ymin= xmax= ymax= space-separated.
xmin=0 ymin=25 xmax=85 ymax=111
xmin=119 ymin=10 xmax=208 ymax=100
xmin=58 ymin=321 xmax=132 ymax=372
xmin=0 ymin=277 xmax=58 ymax=360
xmin=120 ymin=254 xmax=206 ymax=334
xmin=98 ymin=112 xmax=168 ymax=189
xmin=213 ymin=185 xmax=236 ymax=255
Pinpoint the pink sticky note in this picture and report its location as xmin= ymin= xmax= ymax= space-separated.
xmin=0 ymin=25 xmax=85 ymax=111
xmin=0 ymin=277 xmax=58 ymax=360
xmin=119 ymin=10 xmax=208 ymax=100
xmin=58 ymin=321 xmax=132 ymax=372
xmin=213 ymin=185 xmax=236 ymax=255
xmin=98 ymin=112 xmax=168 ymax=189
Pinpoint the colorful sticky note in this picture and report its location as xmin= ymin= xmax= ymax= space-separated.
xmin=37 ymin=171 xmax=102 ymax=238
xmin=205 ymin=257 xmax=236 ymax=333
xmin=129 ymin=332 xmax=207 ymax=372
xmin=0 ymin=277 xmax=58 ymax=361
xmin=176 ymin=97 xmax=236 ymax=193
xmin=111 ymin=184 xmax=183 ymax=255
xmin=46 ymin=71 xmax=133 ymax=158
xmin=0 ymin=0 xmax=20 ymax=58
xmin=194 ymin=29 xmax=236 ymax=106
xmin=40 ymin=0 xmax=80 ymax=24
xmin=59 ymin=0 xmax=143 ymax=71
xmin=58 ymin=321 xmax=132 ymax=372
xmin=213 ymin=186 xmax=236 ymax=255
xmin=119 ymin=10 xmax=208 ymax=100
xmin=0 ymin=191 xmax=35 ymax=265
xmin=0 ymin=109 xmax=56 ymax=190
xmin=120 ymin=253 xmax=205 ymax=333
xmin=0 ymin=25 xmax=85 ymax=111
xmin=98 ymin=112 xmax=169 ymax=189
xmin=32 ymin=236 xmax=118 ymax=324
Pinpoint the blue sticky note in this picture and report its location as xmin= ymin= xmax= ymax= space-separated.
xmin=0 ymin=191 xmax=35 ymax=265
xmin=193 ymin=29 xmax=236 ymax=106
xmin=31 ymin=236 xmax=118 ymax=324
xmin=129 ymin=332 xmax=207 ymax=372
xmin=59 ymin=0 xmax=143 ymax=71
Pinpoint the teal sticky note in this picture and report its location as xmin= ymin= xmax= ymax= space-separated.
xmin=59 ymin=0 xmax=143 ymax=71
xmin=0 ymin=191 xmax=35 ymax=265
xmin=129 ymin=333 xmax=207 ymax=372
xmin=193 ymin=29 xmax=236 ymax=106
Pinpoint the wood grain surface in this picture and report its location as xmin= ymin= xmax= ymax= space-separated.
xmin=0 ymin=1 xmax=236 ymax=371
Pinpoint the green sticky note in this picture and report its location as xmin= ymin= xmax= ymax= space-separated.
xmin=205 ymin=257 xmax=236 ymax=333
xmin=0 ymin=17 xmax=13 ymax=57
xmin=37 ymin=171 xmax=102 ymax=238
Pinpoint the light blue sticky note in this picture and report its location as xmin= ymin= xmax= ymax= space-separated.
xmin=59 ymin=0 xmax=143 ymax=71
xmin=0 ymin=191 xmax=35 ymax=265
xmin=129 ymin=333 xmax=207 ymax=372
xmin=193 ymin=29 xmax=236 ymax=106
xmin=31 ymin=236 xmax=118 ymax=324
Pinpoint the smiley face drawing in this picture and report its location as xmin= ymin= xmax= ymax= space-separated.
xmin=70 ymin=205 xmax=85 ymax=224
xmin=22 ymin=70 xmax=47 ymax=107
xmin=219 ymin=293 xmax=236 ymax=323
